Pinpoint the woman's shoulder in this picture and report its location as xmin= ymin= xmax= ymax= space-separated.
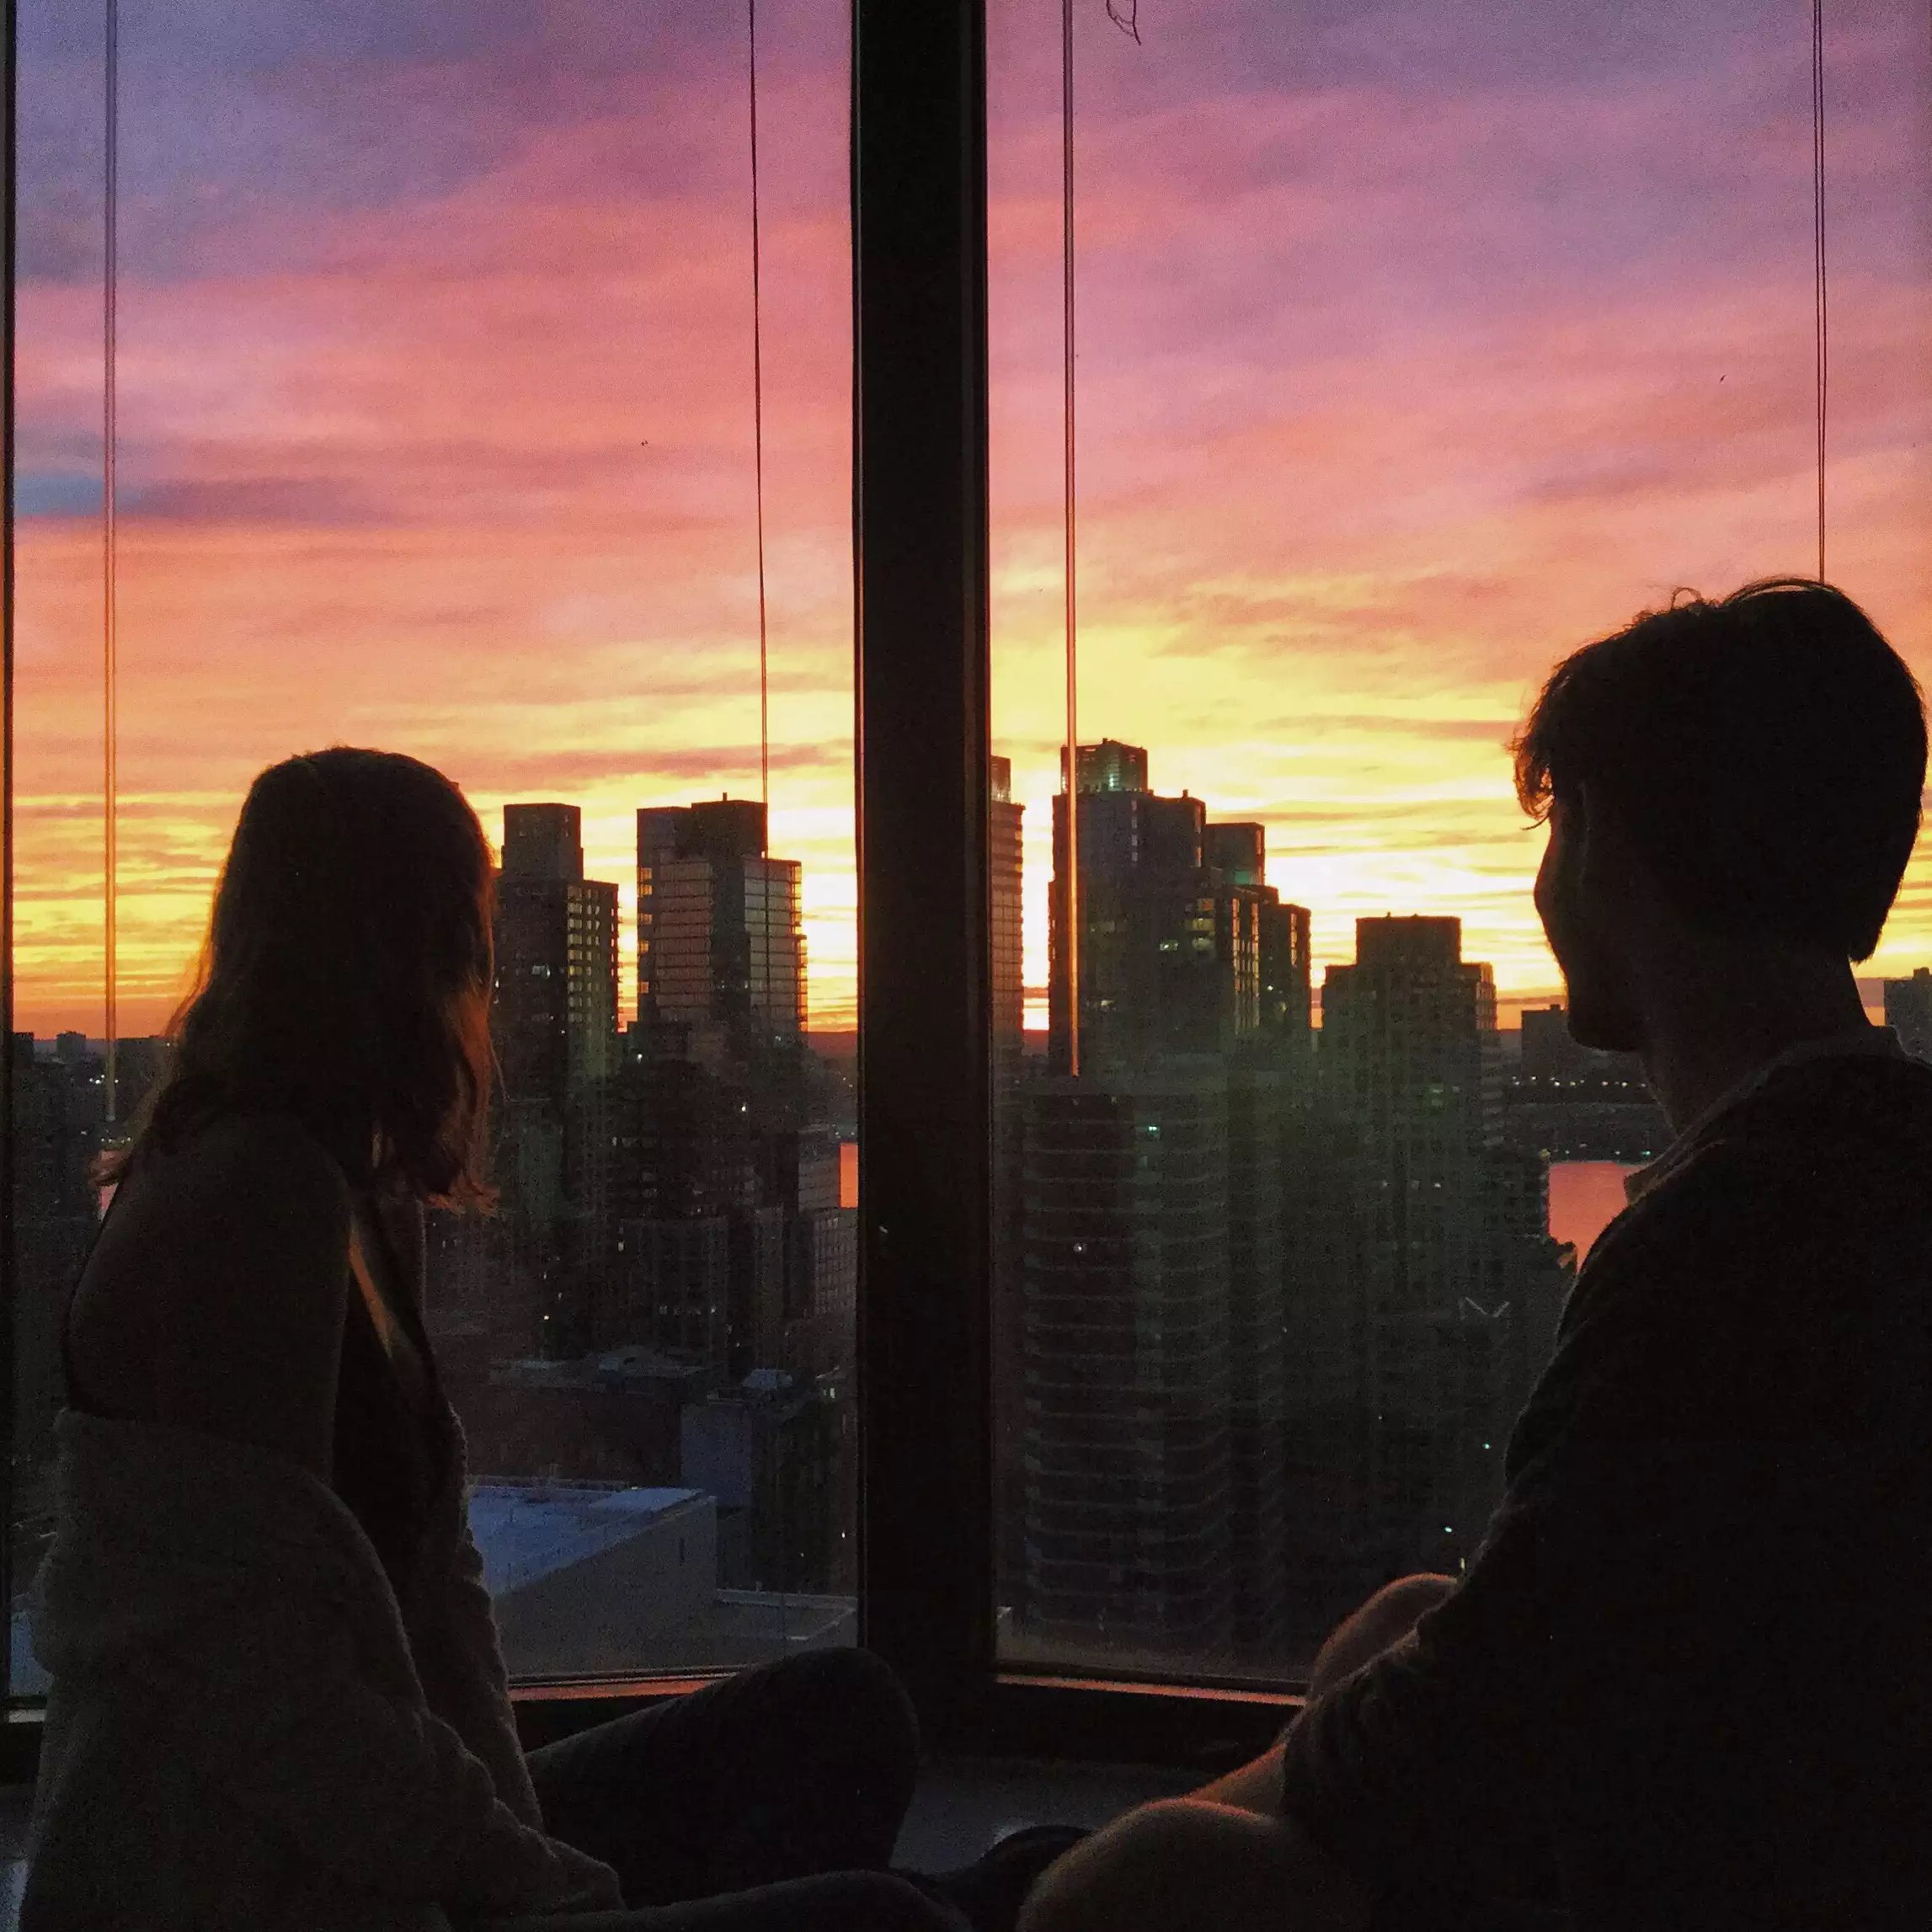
xmin=139 ymin=1109 xmax=355 ymax=1231
xmin=77 ymin=1110 xmax=360 ymax=1475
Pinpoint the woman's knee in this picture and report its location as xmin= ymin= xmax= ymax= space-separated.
xmin=760 ymin=1646 xmax=921 ymax=1801
xmin=796 ymin=1647 xmax=918 ymax=1744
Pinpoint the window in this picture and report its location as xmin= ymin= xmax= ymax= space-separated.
xmin=8 ymin=0 xmax=856 ymax=1690
xmin=984 ymin=0 xmax=1932 ymax=1684
xmin=5 ymin=0 xmax=1929 ymax=1757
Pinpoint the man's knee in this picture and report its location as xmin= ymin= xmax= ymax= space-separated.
xmin=1310 ymin=1572 xmax=1458 ymax=1699
xmin=1367 ymin=1572 xmax=1458 ymax=1629
xmin=1018 ymin=1798 xmax=1369 ymax=1932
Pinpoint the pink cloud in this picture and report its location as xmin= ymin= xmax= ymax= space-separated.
xmin=13 ymin=0 xmax=1930 ymax=1037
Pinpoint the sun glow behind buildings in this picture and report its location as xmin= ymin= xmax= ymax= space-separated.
xmin=11 ymin=0 xmax=1929 ymax=1038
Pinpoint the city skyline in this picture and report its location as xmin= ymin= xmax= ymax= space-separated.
xmin=10 ymin=0 xmax=1929 ymax=1038
xmin=13 ymin=780 xmax=1931 ymax=1674
xmin=19 ymin=754 xmax=1924 ymax=1049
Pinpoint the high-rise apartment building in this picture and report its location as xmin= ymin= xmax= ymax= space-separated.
xmin=1017 ymin=1070 xmax=1236 ymax=1660
xmin=1047 ymin=743 xmax=1308 ymax=1075
xmin=990 ymin=758 xmax=1026 ymax=1066
xmin=637 ymin=799 xmax=804 ymax=1057
xmin=1317 ymin=916 xmax=1569 ymax=1582
xmin=494 ymin=803 xmax=619 ymax=1103
xmin=1049 ymin=754 xmax=1213 ymax=1073
xmin=490 ymin=804 xmax=621 ymax=1353
xmin=990 ymin=755 xmax=1031 ymax=1598
xmin=1017 ymin=750 xmax=1311 ymax=1664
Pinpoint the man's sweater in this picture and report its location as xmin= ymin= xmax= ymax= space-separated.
xmin=1279 ymin=1049 xmax=1932 ymax=1930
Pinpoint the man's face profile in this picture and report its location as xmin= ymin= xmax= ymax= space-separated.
xmin=1534 ymin=792 xmax=1643 ymax=1055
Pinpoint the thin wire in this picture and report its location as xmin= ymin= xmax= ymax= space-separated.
xmin=1811 ymin=0 xmax=1828 ymax=584
xmin=1 ymin=0 xmax=17 ymax=1718
xmin=103 ymin=0 xmax=119 ymax=1123
xmin=1061 ymin=0 xmax=1080 ymax=1080
xmin=748 ymin=0 xmax=770 ymax=810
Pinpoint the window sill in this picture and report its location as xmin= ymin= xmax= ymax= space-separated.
xmin=6 ymin=1668 xmax=1304 ymax=1775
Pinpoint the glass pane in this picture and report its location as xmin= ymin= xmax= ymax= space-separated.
xmin=988 ymin=0 xmax=1931 ymax=1678
xmin=11 ymin=0 xmax=856 ymax=1691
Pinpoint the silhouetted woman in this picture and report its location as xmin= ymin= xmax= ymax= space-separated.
xmin=22 ymin=748 xmax=968 ymax=1932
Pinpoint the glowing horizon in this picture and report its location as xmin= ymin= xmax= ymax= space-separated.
xmin=12 ymin=0 xmax=1929 ymax=1042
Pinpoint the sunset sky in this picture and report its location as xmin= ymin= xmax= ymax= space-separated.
xmin=12 ymin=0 xmax=1929 ymax=1039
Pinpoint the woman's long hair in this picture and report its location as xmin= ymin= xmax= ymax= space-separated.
xmin=103 ymin=748 xmax=497 ymax=1206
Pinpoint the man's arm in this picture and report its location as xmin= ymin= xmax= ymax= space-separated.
xmin=1193 ymin=1572 xmax=1460 ymax=1815
xmin=1276 ymin=1141 xmax=1894 ymax=1916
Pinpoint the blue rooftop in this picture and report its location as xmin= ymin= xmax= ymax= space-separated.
xmin=466 ymin=1482 xmax=706 ymax=1597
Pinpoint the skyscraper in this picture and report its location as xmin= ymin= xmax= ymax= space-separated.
xmin=1049 ymin=746 xmax=1308 ymax=1076
xmin=637 ymin=799 xmax=803 ymax=1059
xmin=494 ymin=803 xmax=619 ymax=1103
xmin=1017 ymin=747 xmax=1311 ymax=1665
xmin=1316 ymin=916 xmax=1570 ymax=1582
xmin=1049 ymin=748 xmax=1214 ymax=1074
xmin=1017 ymin=1071 xmax=1236 ymax=1660
xmin=990 ymin=757 xmax=1026 ymax=1070
xmin=491 ymin=803 xmax=621 ymax=1352
xmin=990 ymin=756 xmax=1030 ymax=1601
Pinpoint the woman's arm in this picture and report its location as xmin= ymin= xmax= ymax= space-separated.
xmin=150 ymin=1577 xmax=621 ymax=1914
xmin=408 ymin=1465 xmax=547 ymax=1829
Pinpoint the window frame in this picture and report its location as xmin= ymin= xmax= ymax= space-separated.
xmin=2 ymin=0 xmax=20 ymax=1778
xmin=0 ymin=0 xmax=1302 ymax=1775
xmin=847 ymin=0 xmax=1296 ymax=1765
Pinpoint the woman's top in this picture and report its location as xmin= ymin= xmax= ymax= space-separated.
xmin=308 ymin=1187 xmax=448 ymax=1603
xmin=23 ymin=1403 xmax=622 ymax=1930
xmin=58 ymin=1165 xmax=443 ymax=1604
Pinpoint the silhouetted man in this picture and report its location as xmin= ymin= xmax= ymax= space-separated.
xmin=1019 ymin=580 xmax=1932 ymax=1932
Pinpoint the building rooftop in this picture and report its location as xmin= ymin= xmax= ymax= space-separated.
xmin=490 ymin=1349 xmax=708 ymax=1392
xmin=466 ymin=1481 xmax=707 ymax=1598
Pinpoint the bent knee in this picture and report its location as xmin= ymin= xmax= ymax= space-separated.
xmin=1345 ymin=1573 xmax=1458 ymax=1657
xmin=1021 ymin=1800 xmax=1332 ymax=1932
xmin=1092 ymin=1797 xmax=1257 ymax=1868
xmin=772 ymin=1646 xmax=918 ymax=1741
xmin=1370 ymin=1572 xmax=1458 ymax=1622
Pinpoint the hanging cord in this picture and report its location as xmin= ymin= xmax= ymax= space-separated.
xmin=748 ymin=0 xmax=770 ymax=810
xmin=1061 ymin=0 xmax=1080 ymax=1079
xmin=1811 ymin=0 xmax=1828 ymax=584
xmin=1059 ymin=2 xmax=1144 ymax=1078
xmin=745 ymin=0 xmax=781 ymax=1045
xmin=103 ymin=0 xmax=119 ymax=1123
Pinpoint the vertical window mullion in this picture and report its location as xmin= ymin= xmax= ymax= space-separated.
xmin=851 ymin=0 xmax=994 ymax=1734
